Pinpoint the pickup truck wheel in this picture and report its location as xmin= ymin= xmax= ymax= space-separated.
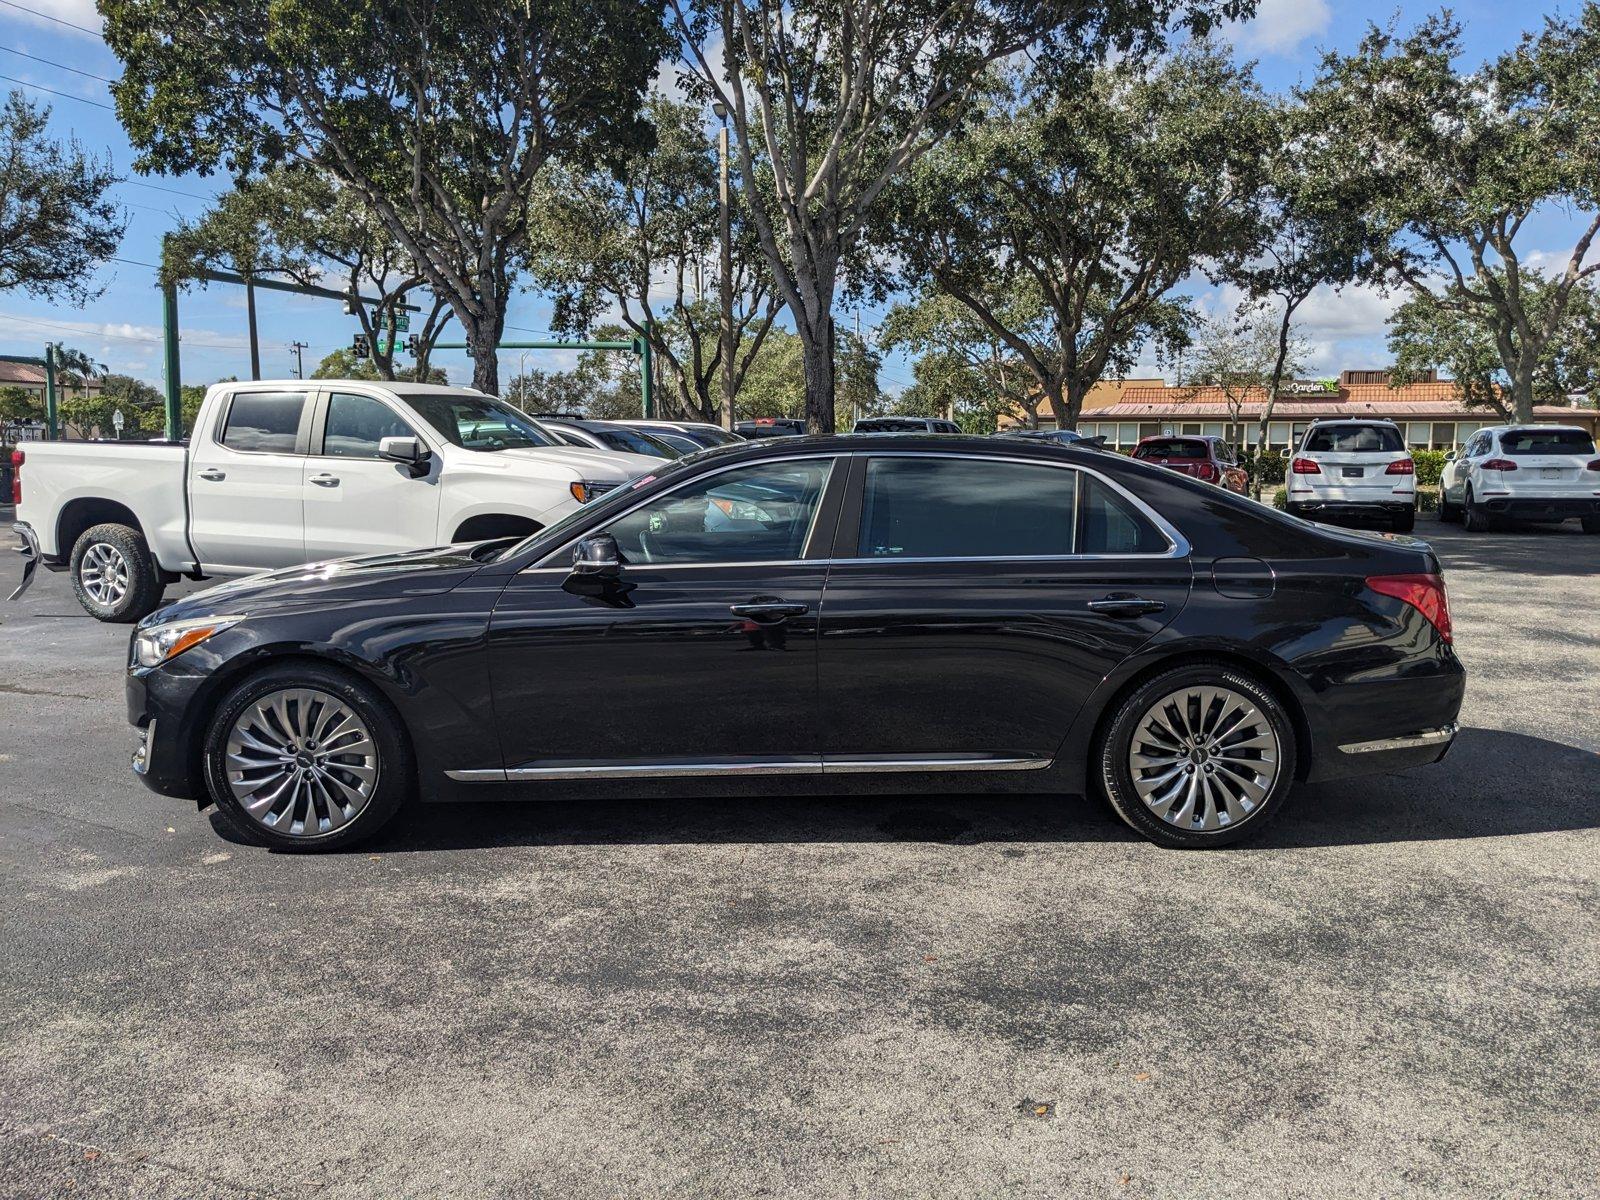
xmin=69 ymin=523 xmax=165 ymax=623
xmin=203 ymin=663 xmax=413 ymax=851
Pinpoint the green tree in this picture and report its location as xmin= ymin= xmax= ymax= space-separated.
xmin=1318 ymin=11 xmax=1600 ymax=421
xmin=105 ymin=0 xmax=671 ymax=394
xmin=163 ymin=167 xmax=455 ymax=381
xmin=880 ymin=287 xmax=1049 ymax=428
xmin=0 ymin=385 xmax=39 ymax=425
xmin=311 ymin=348 xmax=447 ymax=385
xmin=530 ymin=97 xmax=782 ymax=424
xmin=59 ymin=374 xmax=163 ymax=440
xmin=1389 ymin=273 xmax=1600 ymax=415
xmin=0 ymin=92 xmax=125 ymax=305
xmin=670 ymin=0 xmax=1253 ymax=432
xmin=879 ymin=46 xmax=1271 ymax=428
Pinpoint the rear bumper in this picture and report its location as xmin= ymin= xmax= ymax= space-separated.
xmin=1288 ymin=499 xmax=1414 ymax=518
xmin=1335 ymin=723 xmax=1458 ymax=772
xmin=7 ymin=522 xmax=40 ymax=601
xmin=1477 ymin=495 xmax=1599 ymax=520
xmin=1302 ymin=661 xmax=1465 ymax=783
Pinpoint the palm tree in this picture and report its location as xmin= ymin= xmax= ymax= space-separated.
xmin=52 ymin=345 xmax=105 ymax=398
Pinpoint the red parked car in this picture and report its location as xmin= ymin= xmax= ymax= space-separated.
xmin=1132 ymin=435 xmax=1248 ymax=493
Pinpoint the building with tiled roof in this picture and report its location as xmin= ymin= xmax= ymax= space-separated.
xmin=1065 ymin=370 xmax=1597 ymax=452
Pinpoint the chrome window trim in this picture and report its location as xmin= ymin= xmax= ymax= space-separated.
xmin=446 ymin=753 xmax=1052 ymax=783
xmin=522 ymin=449 xmax=1189 ymax=572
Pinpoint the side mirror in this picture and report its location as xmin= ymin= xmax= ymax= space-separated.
xmin=379 ymin=435 xmax=432 ymax=477
xmin=1444 ymin=450 xmax=1456 ymax=462
xmin=570 ymin=533 xmax=622 ymax=578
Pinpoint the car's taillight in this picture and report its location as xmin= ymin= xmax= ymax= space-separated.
xmin=1385 ymin=459 xmax=1415 ymax=475
xmin=1482 ymin=458 xmax=1518 ymax=471
xmin=1367 ymin=573 xmax=1452 ymax=644
xmin=1290 ymin=457 xmax=1320 ymax=474
xmin=1586 ymin=459 xmax=1600 ymax=472
xmin=1196 ymin=461 xmax=1219 ymax=482
xmin=9 ymin=448 xmax=20 ymax=505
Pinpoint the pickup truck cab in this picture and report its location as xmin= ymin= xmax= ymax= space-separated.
xmin=11 ymin=380 xmax=656 ymax=621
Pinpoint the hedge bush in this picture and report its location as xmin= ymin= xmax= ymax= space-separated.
xmin=1241 ymin=449 xmax=1286 ymax=487
xmin=1412 ymin=449 xmax=1447 ymax=487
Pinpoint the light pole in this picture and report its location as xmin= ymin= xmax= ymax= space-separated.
xmin=713 ymin=99 xmax=735 ymax=432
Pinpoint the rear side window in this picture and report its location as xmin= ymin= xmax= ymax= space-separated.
xmin=1135 ymin=438 xmax=1208 ymax=460
xmin=1304 ymin=424 xmax=1404 ymax=453
xmin=1078 ymin=476 xmax=1169 ymax=555
xmin=221 ymin=391 xmax=308 ymax=454
xmin=1499 ymin=428 xmax=1595 ymax=455
xmin=860 ymin=457 xmax=1077 ymax=558
xmin=322 ymin=392 xmax=418 ymax=458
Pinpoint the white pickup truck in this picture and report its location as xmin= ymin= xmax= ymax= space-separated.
xmin=10 ymin=379 xmax=658 ymax=621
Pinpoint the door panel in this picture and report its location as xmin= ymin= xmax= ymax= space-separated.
xmin=187 ymin=389 xmax=311 ymax=571
xmin=302 ymin=390 xmax=442 ymax=561
xmin=817 ymin=558 xmax=1191 ymax=760
xmin=487 ymin=564 xmax=824 ymax=769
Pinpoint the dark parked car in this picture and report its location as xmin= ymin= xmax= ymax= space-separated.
xmin=533 ymin=415 xmax=682 ymax=459
xmin=127 ymin=435 xmax=1463 ymax=852
xmin=996 ymin=428 xmax=1107 ymax=448
xmin=1132 ymin=435 xmax=1249 ymax=494
xmin=735 ymin=417 xmax=807 ymax=439
xmin=853 ymin=416 xmax=961 ymax=433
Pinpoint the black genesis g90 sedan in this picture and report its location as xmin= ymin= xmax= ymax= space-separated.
xmin=126 ymin=434 xmax=1463 ymax=850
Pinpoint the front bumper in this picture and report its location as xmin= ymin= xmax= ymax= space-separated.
xmin=127 ymin=659 xmax=211 ymax=801
xmin=1477 ymin=495 xmax=1599 ymax=520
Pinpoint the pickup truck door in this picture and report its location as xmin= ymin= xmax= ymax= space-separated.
xmin=187 ymin=387 xmax=312 ymax=572
xmin=302 ymin=389 xmax=443 ymax=562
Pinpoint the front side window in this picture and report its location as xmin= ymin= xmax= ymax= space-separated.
xmin=604 ymin=459 xmax=833 ymax=564
xmin=322 ymin=392 xmax=419 ymax=458
xmin=220 ymin=391 xmax=308 ymax=454
xmin=404 ymin=394 xmax=559 ymax=451
xmin=860 ymin=457 xmax=1078 ymax=558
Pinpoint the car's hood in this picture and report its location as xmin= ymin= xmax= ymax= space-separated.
xmin=490 ymin=445 xmax=660 ymax=479
xmin=145 ymin=543 xmax=493 ymax=624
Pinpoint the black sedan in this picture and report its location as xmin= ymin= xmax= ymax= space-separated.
xmin=126 ymin=435 xmax=1463 ymax=851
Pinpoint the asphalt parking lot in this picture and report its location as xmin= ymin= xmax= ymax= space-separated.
xmin=1 ymin=513 xmax=1596 ymax=1199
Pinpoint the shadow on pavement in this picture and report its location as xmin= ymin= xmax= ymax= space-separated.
xmin=226 ymin=726 xmax=1596 ymax=854
xmin=1420 ymin=518 xmax=1600 ymax=578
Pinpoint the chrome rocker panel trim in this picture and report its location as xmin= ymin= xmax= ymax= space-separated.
xmin=446 ymin=753 xmax=1052 ymax=783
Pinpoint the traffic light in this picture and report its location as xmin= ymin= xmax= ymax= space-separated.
xmin=352 ymin=333 xmax=369 ymax=359
xmin=405 ymin=334 xmax=419 ymax=357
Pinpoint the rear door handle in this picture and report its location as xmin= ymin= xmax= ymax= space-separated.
xmin=197 ymin=468 xmax=226 ymax=481
xmin=309 ymin=473 xmax=340 ymax=487
xmin=1087 ymin=594 xmax=1165 ymax=618
xmin=729 ymin=600 xmax=809 ymax=622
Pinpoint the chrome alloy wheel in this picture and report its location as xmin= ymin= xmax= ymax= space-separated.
xmin=1128 ymin=685 xmax=1281 ymax=831
xmin=80 ymin=542 xmax=129 ymax=606
xmin=224 ymin=688 xmax=379 ymax=837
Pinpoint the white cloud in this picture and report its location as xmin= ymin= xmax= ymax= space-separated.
xmin=1228 ymin=0 xmax=1330 ymax=56
xmin=6 ymin=0 xmax=102 ymax=37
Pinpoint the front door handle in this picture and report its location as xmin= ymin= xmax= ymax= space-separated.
xmin=309 ymin=473 xmax=340 ymax=487
xmin=1087 ymin=593 xmax=1165 ymax=618
xmin=197 ymin=468 xmax=226 ymax=481
xmin=729 ymin=600 xmax=810 ymax=622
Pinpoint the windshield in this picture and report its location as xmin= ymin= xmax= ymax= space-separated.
xmin=1304 ymin=424 xmax=1404 ymax=453
xmin=404 ymin=394 xmax=559 ymax=451
xmin=593 ymin=427 xmax=681 ymax=458
xmin=1500 ymin=428 xmax=1595 ymax=455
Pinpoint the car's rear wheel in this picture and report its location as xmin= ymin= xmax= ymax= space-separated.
xmin=203 ymin=663 xmax=412 ymax=851
xmin=1582 ymin=515 xmax=1600 ymax=534
xmin=1463 ymin=485 xmax=1492 ymax=533
xmin=70 ymin=523 xmax=164 ymax=623
xmin=1096 ymin=663 xmax=1297 ymax=849
xmin=1392 ymin=506 xmax=1416 ymax=533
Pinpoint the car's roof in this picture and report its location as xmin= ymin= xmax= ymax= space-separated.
xmin=1483 ymin=423 xmax=1589 ymax=434
xmin=1305 ymin=417 xmax=1400 ymax=427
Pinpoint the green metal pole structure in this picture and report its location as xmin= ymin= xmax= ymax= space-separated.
xmin=433 ymin=338 xmax=651 ymax=415
xmin=43 ymin=343 xmax=58 ymax=440
xmin=162 ymin=278 xmax=183 ymax=441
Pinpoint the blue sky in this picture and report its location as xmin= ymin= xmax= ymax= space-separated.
xmin=0 ymin=0 xmax=1589 ymax=395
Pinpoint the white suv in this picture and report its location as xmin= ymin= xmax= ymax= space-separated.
xmin=1439 ymin=424 xmax=1600 ymax=533
xmin=1286 ymin=420 xmax=1417 ymax=531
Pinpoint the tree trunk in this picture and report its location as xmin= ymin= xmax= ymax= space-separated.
xmin=1062 ymin=378 xmax=1090 ymax=431
xmin=1042 ymin=378 xmax=1068 ymax=428
xmin=1509 ymin=368 xmax=1536 ymax=423
xmin=1253 ymin=303 xmax=1296 ymax=501
xmin=802 ymin=315 xmax=837 ymax=433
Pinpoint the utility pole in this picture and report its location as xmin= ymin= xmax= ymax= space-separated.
xmin=852 ymin=311 xmax=861 ymax=429
xmin=245 ymin=277 xmax=261 ymax=380
xmin=290 ymin=341 xmax=308 ymax=380
xmin=713 ymin=99 xmax=735 ymax=432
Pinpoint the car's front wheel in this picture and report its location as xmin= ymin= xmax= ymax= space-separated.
xmin=203 ymin=663 xmax=413 ymax=850
xmin=1096 ymin=663 xmax=1297 ymax=848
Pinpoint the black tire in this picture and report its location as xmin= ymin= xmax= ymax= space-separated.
xmin=1392 ymin=506 xmax=1416 ymax=533
xmin=1463 ymin=485 xmax=1491 ymax=533
xmin=1095 ymin=661 xmax=1298 ymax=849
xmin=1437 ymin=488 xmax=1459 ymax=523
xmin=69 ymin=523 xmax=165 ymax=623
xmin=203 ymin=662 xmax=413 ymax=851
xmin=1582 ymin=515 xmax=1600 ymax=534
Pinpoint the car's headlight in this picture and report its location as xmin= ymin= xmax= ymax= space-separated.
xmin=132 ymin=616 xmax=243 ymax=669
xmin=569 ymin=480 xmax=617 ymax=504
